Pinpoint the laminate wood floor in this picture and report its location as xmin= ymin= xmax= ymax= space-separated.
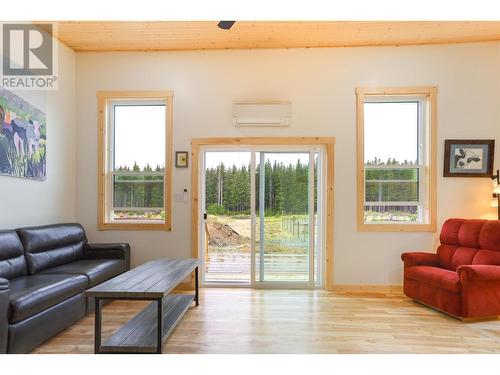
xmin=33 ymin=288 xmax=500 ymax=354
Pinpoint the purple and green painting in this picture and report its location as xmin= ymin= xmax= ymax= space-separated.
xmin=0 ymin=89 xmax=46 ymax=181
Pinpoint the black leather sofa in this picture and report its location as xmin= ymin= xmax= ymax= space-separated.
xmin=0 ymin=223 xmax=130 ymax=353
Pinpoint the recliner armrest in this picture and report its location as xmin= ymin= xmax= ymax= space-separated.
xmin=457 ymin=265 xmax=500 ymax=282
xmin=401 ymin=252 xmax=440 ymax=268
xmin=458 ymin=265 xmax=500 ymax=318
xmin=0 ymin=277 xmax=9 ymax=353
xmin=83 ymin=243 xmax=130 ymax=270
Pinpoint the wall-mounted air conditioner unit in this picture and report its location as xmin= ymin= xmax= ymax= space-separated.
xmin=232 ymin=101 xmax=291 ymax=127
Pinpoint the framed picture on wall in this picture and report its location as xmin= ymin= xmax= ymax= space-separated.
xmin=175 ymin=151 xmax=189 ymax=168
xmin=443 ymin=139 xmax=495 ymax=177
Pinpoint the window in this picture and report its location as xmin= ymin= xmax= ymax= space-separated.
xmin=98 ymin=91 xmax=173 ymax=230
xmin=356 ymin=87 xmax=437 ymax=232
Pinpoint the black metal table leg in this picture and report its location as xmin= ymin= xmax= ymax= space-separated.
xmin=156 ymin=298 xmax=163 ymax=354
xmin=94 ymin=297 xmax=102 ymax=354
xmin=195 ymin=266 xmax=199 ymax=306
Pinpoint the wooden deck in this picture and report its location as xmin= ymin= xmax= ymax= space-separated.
xmin=33 ymin=289 xmax=500 ymax=354
xmin=205 ymin=253 xmax=309 ymax=283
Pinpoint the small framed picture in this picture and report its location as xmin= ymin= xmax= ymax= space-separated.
xmin=175 ymin=151 xmax=189 ymax=168
xmin=443 ymin=139 xmax=495 ymax=177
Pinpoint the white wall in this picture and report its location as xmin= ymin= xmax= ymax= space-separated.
xmin=75 ymin=42 xmax=500 ymax=285
xmin=0 ymin=43 xmax=76 ymax=228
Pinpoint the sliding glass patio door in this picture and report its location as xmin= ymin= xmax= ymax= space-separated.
xmin=252 ymin=150 xmax=320 ymax=288
xmin=201 ymin=147 xmax=324 ymax=288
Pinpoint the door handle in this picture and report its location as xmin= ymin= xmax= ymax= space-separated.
xmin=203 ymin=212 xmax=208 ymax=220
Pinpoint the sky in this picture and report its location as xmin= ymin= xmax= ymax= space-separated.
xmin=114 ymin=105 xmax=165 ymax=169
xmin=364 ymin=102 xmax=418 ymax=164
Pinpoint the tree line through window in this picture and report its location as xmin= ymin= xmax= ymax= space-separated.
xmin=204 ymin=159 xmax=316 ymax=217
xmin=112 ymin=163 xmax=165 ymax=221
xmin=364 ymin=157 xmax=420 ymax=222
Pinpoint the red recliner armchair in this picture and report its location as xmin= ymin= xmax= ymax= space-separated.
xmin=401 ymin=218 xmax=500 ymax=320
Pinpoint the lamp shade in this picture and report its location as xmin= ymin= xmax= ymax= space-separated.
xmin=492 ymin=198 xmax=499 ymax=207
xmin=494 ymin=185 xmax=500 ymax=194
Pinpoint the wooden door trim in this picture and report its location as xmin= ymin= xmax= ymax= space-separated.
xmin=190 ymin=137 xmax=335 ymax=290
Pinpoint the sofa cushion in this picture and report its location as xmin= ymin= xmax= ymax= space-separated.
xmin=0 ymin=230 xmax=27 ymax=279
xmin=437 ymin=244 xmax=459 ymax=270
xmin=16 ymin=223 xmax=87 ymax=274
xmin=458 ymin=220 xmax=487 ymax=248
xmin=472 ymin=249 xmax=500 ymax=266
xmin=478 ymin=221 xmax=500 ymax=251
xmin=439 ymin=218 xmax=465 ymax=246
xmin=450 ymin=247 xmax=479 ymax=270
xmin=40 ymin=259 xmax=126 ymax=287
xmin=8 ymin=274 xmax=88 ymax=323
xmin=405 ymin=266 xmax=461 ymax=293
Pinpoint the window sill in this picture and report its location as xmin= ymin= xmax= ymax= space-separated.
xmin=98 ymin=222 xmax=171 ymax=231
xmin=357 ymin=223 xmax=436 ymax=232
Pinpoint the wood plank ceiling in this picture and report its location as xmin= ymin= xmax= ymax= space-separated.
xmin=55 ymin=21 xmax=500 ymax=52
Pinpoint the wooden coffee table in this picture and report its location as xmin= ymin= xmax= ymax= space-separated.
xmin=85 ymin=258 xmax=199 ymax=354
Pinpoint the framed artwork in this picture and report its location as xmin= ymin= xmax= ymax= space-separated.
xmin=443 ymin=139 xmax=495 ymax=177
xmin=175 ymin=151 xmax=189 ymax=168
xmin=0 ymin=89 xmax=46 ymax=181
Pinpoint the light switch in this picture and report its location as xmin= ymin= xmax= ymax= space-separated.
xmin=174 ymin=189 xmax=189 ymax=203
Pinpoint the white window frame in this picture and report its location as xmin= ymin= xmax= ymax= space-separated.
xmin=356 ymin=87 xmax=437 ymax=232
xmin=363 ymin=97 xmax=426 ymax=224
xmin=107 ymin=100 xmax=166 ymax=223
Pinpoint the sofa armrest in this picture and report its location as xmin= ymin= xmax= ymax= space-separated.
xmin=401 ymin=252 xmax=440 ymax=268
xmin=0 ymin=277 xmax=9 ymax=353
xmin=457 ymin=265 xmax=500 ymax=282
xmin=83 ymin=243 xmax=131 ymax=270
xmin=457 ymin=265 xmax=500 ymax=318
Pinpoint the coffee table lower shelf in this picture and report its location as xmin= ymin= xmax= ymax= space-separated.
xmin=98 ymin=294 xmax=195 ymax=354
